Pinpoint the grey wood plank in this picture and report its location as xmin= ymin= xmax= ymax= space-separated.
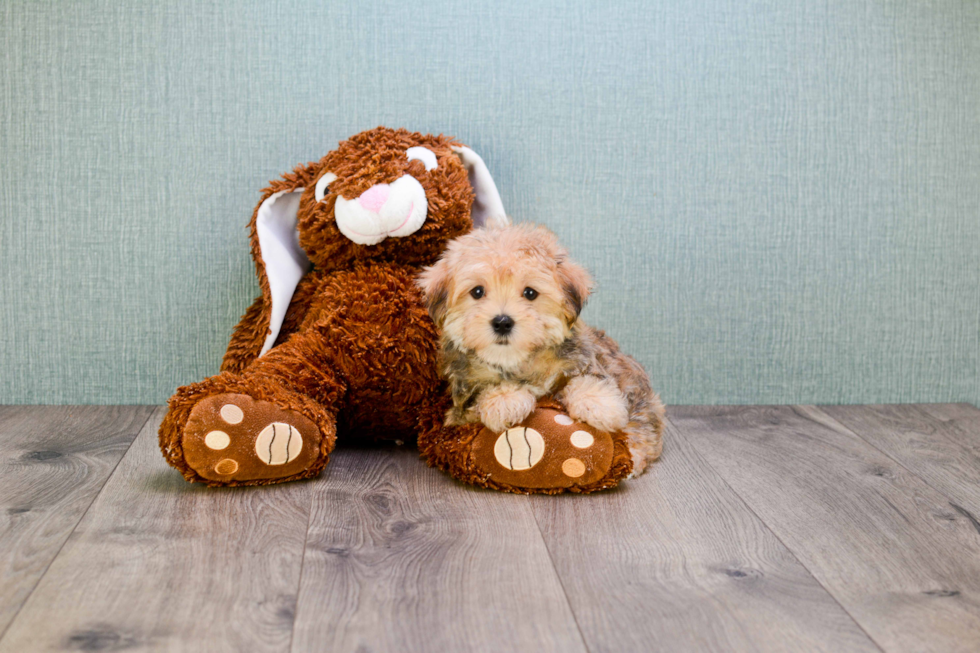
xmin=530 ymin=416 xmax=880 ymax=653
xmin=0 ymin=407 xmax=313 ymax=653
xmin=672 ymin=405 xmax=980 ymax=653
xmin=917 ymin=403 xmax=980 ymax=461
xmin=0 ymin=405 xmax=154 ymax=639
xmin=820 ymin=404 xmax=980 ymax=515
xmin=290 ymin=445 xmax=588 ymax=653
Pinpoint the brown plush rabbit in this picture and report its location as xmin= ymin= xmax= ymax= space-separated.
xmin=159 ymin=127 xmax=636 ymax=493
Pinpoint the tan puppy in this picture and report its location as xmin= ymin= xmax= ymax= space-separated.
xmin=418 ymin=223 xmax=665 ymax=475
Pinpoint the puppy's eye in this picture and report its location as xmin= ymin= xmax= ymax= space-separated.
xmin=523 ymin=287 xmax=539 ymax=301
xmin=470 ymin=286 xmax=485 ymax=299
xmin=315 ymin=172 xmax=337 ymax=202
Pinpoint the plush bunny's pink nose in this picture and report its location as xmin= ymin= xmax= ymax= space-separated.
xmin=358 ymin=184 xmax=390 ymax=212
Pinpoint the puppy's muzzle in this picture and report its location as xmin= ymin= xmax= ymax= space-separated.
xmin=491 ymin=314 xmax=515 ymax=336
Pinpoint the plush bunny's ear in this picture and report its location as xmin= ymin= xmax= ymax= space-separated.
xmin=452 ymin=146 xmax=508 ymax=228
xmin=255 ymin=188 xmax=312 ymax=356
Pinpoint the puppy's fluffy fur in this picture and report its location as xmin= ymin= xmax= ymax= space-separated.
xmin=418 ymin=223 xmax=665 ymax=475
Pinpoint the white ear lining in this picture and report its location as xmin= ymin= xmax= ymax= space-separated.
xmin=255 ymin=189 xmax=311 ymax=356
xmin=451 ymin=145 xmax=508 ymax=228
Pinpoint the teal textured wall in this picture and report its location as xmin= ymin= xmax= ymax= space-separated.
xmin=1 ymin=0 xmax=978 ymax=405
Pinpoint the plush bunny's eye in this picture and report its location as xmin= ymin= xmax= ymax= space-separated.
xmin=315 ymin=172 xmax=337 ymax=202
xmin=406 ymin=146 xmax=438 ymax=172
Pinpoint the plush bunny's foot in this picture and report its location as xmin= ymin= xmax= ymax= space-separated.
xmin=467 ymin=402 xmax=633 ymax=493
xmin=181 ymin=393 xmax=324 ymax=484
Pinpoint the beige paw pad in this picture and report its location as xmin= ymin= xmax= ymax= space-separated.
xmin=569 ymin=430 xmax=594 ymax=448
xmin=204 ymin=430 xmax=230 ymax=450
xmin=255 ymin=423 xmax=303 ymax=465
xmin=220 ymin=404 xmax=244 ymax=424
xmin=215 ymin=459 xmax=239 ymax=475
xmin=562 ymin=458 xmax=586 ymax=478
xmin=554 ymin=414 xmax=574 ymax=426
xmin=494 ymin=427 xmax=545 ymax=470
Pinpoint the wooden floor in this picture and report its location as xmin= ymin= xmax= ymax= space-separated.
xmin=1 ymin=404 xmax=980 ymax=652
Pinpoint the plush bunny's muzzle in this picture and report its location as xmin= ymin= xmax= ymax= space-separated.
xmin=333 ymin=174 xmax=429 ymax=246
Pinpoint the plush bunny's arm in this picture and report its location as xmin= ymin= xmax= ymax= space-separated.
xmin=220 ymin=294 xmax=267 ymax=373
xmin=220 ymin=274 xmax=322 ymax=373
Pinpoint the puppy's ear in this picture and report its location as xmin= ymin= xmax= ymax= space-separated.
xmin=417 ymin=259 xmax=452 ymax=327
xmin=557 ymin=258 xmax=593 ymax=324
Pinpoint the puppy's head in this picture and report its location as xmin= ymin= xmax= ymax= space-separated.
xmin=418 ymin=223 xmax=592 ymax=370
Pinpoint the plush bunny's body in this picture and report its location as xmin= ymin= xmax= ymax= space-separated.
xmin=160 ymin=127 xmax=635 ymax=492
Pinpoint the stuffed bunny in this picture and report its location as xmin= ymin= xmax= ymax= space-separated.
xmin=159 ymin=127 xmax=634 ymax=492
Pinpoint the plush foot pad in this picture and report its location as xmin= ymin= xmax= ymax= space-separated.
xmin=182 ymin=393 xmax=321 ymax=483
xmin=471 ymin=406 xmax=614 ymax=489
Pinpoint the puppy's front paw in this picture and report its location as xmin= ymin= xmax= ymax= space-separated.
xmin=477 ymin=384 xmax=537 ymax=433
xmin=561 ymin=376 xmax=629 ymax=432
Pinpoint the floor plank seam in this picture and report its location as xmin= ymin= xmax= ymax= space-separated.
xmin=526 ymin=498 xmax=593 ymax=653
xmin=287 ymin=479 xmax=317 ymax=653
xmin=911 ymin=405 xmax=980 ymax=469
xmin=676 ymin=417 xmax=887 ymax=653
xmin=810 ymin=405 xmax=980 ymax=530
xmin=0 ymin=406 xmax=157 ymax=646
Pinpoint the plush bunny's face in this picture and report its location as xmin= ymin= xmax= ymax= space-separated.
xmin=296 ymin=128 xmax=503 ymax=269
xmin=316 ymin=143 xmax=439 ymax=246
xmin=251 ymin=127 xmax=507 ymax=356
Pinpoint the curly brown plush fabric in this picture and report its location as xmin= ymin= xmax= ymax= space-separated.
xmin=159 ymin=127 xmax=635 ymax=493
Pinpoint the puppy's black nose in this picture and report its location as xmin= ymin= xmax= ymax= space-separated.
xmin=491 ymin=314 xmax=515 ymax=335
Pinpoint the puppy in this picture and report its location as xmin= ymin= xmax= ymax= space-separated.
xmin=418 ymin=223 xmax=665 ymax=476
